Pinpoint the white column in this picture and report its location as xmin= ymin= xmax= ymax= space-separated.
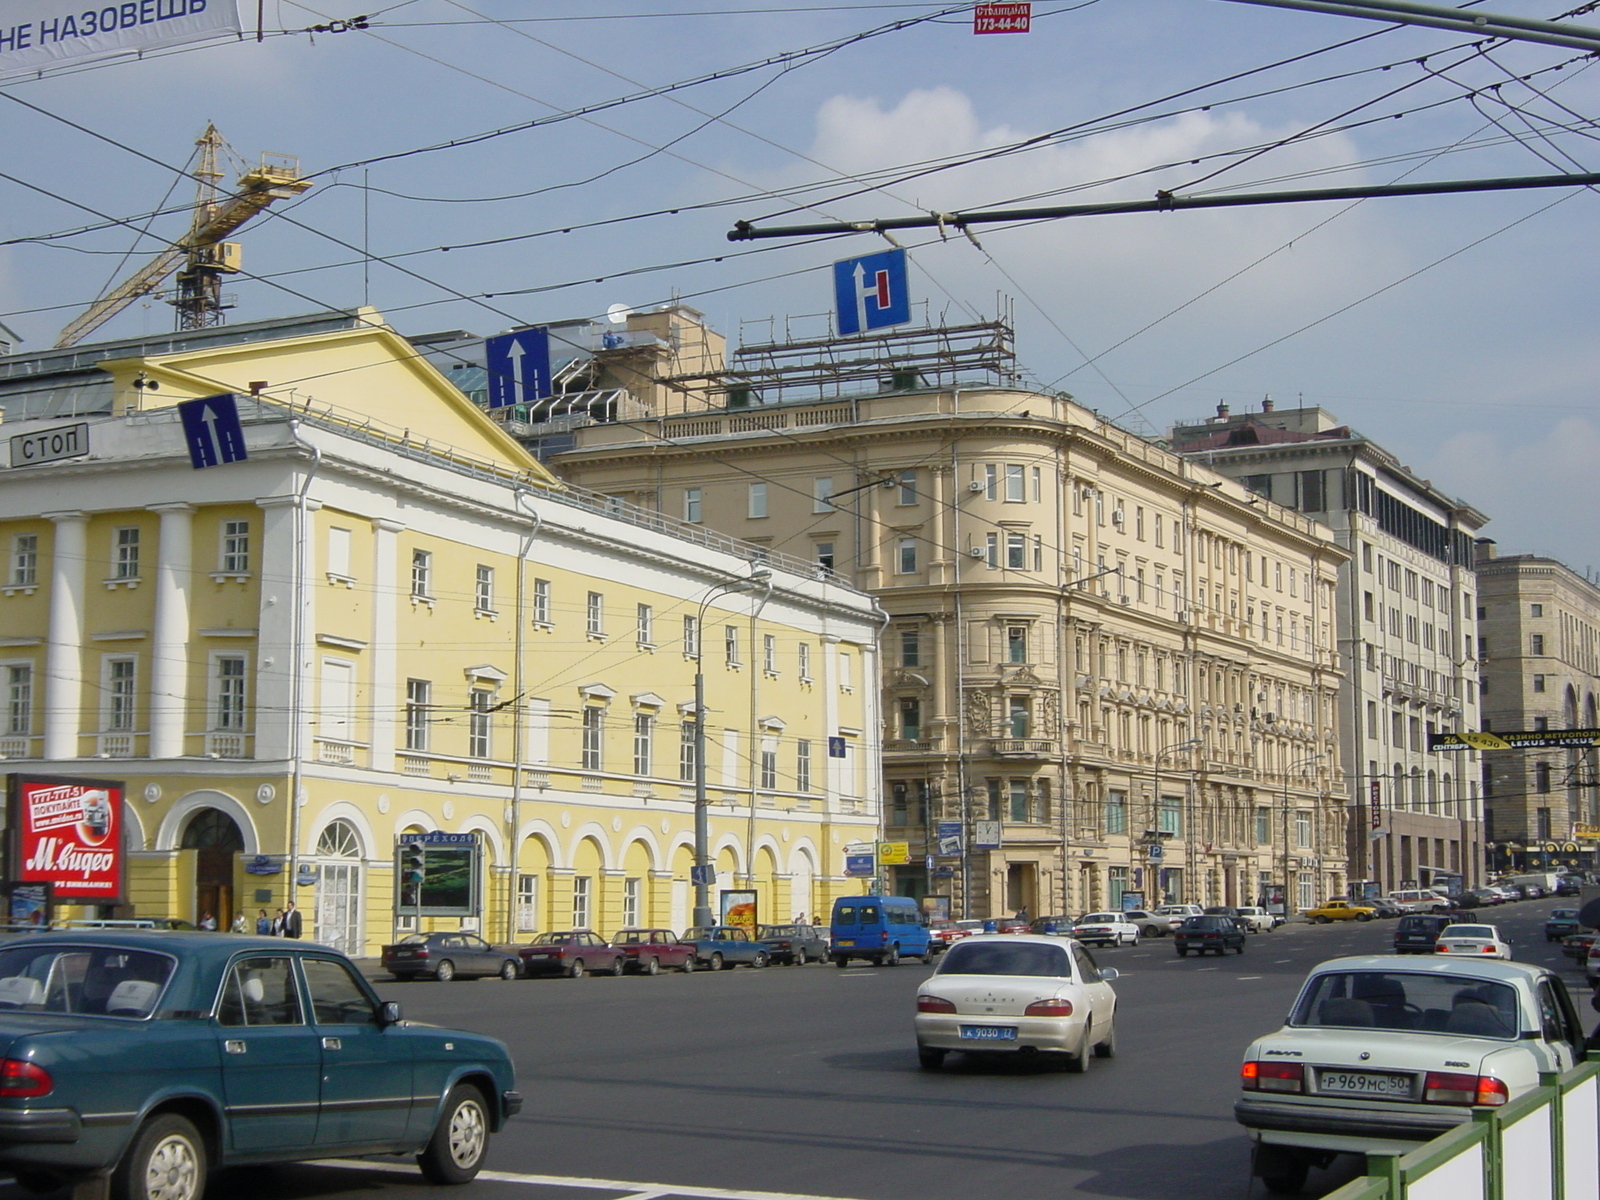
xmin=43 ymin=511 xmax=88 ymax=761
xmin=254 ymin=497 xmax=319 ymax=761
xmin=821 ymin=634 xmax=841 ymax=810
xmin=148 ymin=503 xmax=194 ymax=759
xmin=369 ymin=519 xmax=404 ymax=766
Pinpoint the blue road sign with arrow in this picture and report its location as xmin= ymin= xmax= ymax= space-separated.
xmin=485 ymin=326 xmax=552 ymax=409
xmin=833 ymin=247 xmax=911 ymax=336
xmin=177 ymin=393 xmax=248 ymax=469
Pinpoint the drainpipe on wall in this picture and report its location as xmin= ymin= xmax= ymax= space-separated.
xmin=285 ymin=423 xmax=322 ymax=912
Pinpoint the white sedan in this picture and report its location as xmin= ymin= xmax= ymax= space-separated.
xmin=1071 ymin=913 xmax=1141 ymax=947
xmin=1433 ymin=924 xmax=1511 ymax=960
xmin=914 ymin=934 xmax=1119 ymax=1071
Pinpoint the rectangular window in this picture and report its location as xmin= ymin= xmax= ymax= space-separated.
xmin=1534 ymin=674 xmax=1547 ymax=693
xmin=796 ymin=740 xmax=813 ymax=792
xmin=900 ymin=697 xmax=922 ymax=741
xmin=1135 ymin=506 xmax=1145 ymax=540
xmin=1106 ymin=790 xmax=1127 ymax=835
xmin=5 ymin=664 xmax=33 ymax=735
xmin=410 ymin=549 xmax=432 ymax=598
xmin=1007 ymin=697 xmax=1030 ymax=739
xmin=898 ymin=470 xmax=918 ymax=505
xmin=900 ymin=630 xmax=921 ymax=668
xmin=1297 ymin=469 xmax=1325 ymax=512
xmin=1006 ymin=532 xmax=1026 ymax=569
xmin=532 ymin=579 xmax=551 ymax=625
xmin=1031 ymin=466 xmax=1042 ymax=504
xmin=572 ymin=876 xmax=592 ymax=929
xmin=622 ymin=878 xmax=641 ymax=928
xmin=469 ymin=688 xmax=493 ymax=759
xmin=10 ymin=534 xmax=38 ymax=586
xmin=215 ymin=655 xmax=247 ymax=730
xmin=637 ymin=604 xmax=654 ymax=647
xmin=760 ymin=745 xmax=778 ymax=791
xmin=898 ymin=538 xmax=918 ymax=573
xmin=1531 ymin=603 xmax=1544 ymax=617
xmin=1154 ymin=514 xmax=1164 ymax=547
xmin=516 ymin=875 xmax=540 ymax=932
xmin=113 ymin=527 xmax=140 ymax=579
xmin=747 ymin=482 xmax=767 ymax=519
xmin=586 ymin=592 xmax=604 ymax=637
xmin=1535 ymin=762 xmax=1552 ymax=793
xmin=1295 ymin=811 xmax=1312 ymax=848
xmin=327 ymin=527 xmax=352 ymax=579
xmin=683 ymin=615 xmax=700 ymax=659
xmin=679 ymin=721 xmax=698 ymax=781
xmin=684 ymin=488 xmax=703 ymax=523
xmin=812 ymin=477 xmax=834 ymax=513
xmin=984 ymin=464 xmax=998 ymax=501
xmin=1255 ymin=807 xmax=1271 ymax=844
xmin=1007 ymin=626 xmax=1027 ymax=664
xmin=763 ymin=634 xmax=777 ymax=673
xmin=475 ymin=565 xmax=494 ymax=613
xmin=1008 ymin=779 xmax=1029 ymax=822
xmin=404 ymin=679 xmax=431 ymax=751
xmin=581 ymin=706 xmax=604 ymax=771
xmin=106 ymin=658 xmax=136 ymax=732
xmin=725 ymin=625 xmax=741 ymax=667
xmin=633 ymin=714 xmax=653 ymax=776
xmin=1004 ymin=464 xmax=1025 ymax=502
xmin=798 ymin=642 xmax=812 ymax=680
xmin=1158 ymin=796 xmax=1182 ymax=836
xmin=219 ymin=522 xmax=249 ymax=574
xmin=1531 ymin=634 xmax=1545 ymax=655
xmin=985 ymin=532 xmax=999 ymax=569
xmin=815 ymin=542 xmax=835 ymax=574
xmin=838 ymin=650 xmax=852 ymax=689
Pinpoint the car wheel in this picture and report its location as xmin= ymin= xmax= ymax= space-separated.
xmin=1235 ymin=941 xmax=1245 ymax=955
xmin=1177 ymin=947 xmax=1189 ymax=956
xmin=1356 ymin=913 xmax=1372 ymax=922
xmin=569 ymin=958 xmax=585 ymax=979
xmin=681 ymin=956 xmax=696 ymax=973
xmin=1255 ymin=1144 xmax=1309 ymax=1195
xmin=417 ymin=1083 xmax=490 ymax=1185
xmin=499 ymin=959 xmax=519 ymax=981
xmin=434 ymin=959 xmax=456 ymax=983
xmin=918 ymin=1045 xmax=946 ymax=1070
xmin=644 ymin=956 xmax=660 ymax=976
xmin=610 ymin=956 xmax=625 ymax=976
xmin=752 ymin=952 xmax=769 ymax=969
xmin=834 ymin=957 xmax=848 ymax=968
xmin=710 ymin=952 xmax=725 ymax=971
xmin=1066 ymin=1021 xmax=1093 ymax=1073
xmin=113 ymin=1111 xmax=207 ymax=1200
xmin=1093 ymin=1019 xmax=1117 ymax=1059
xmin=883 ymin=946 xmax=900 ymax=967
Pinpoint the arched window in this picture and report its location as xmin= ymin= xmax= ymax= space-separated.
xmin=316 ymin=819 xmax=361 ymax=859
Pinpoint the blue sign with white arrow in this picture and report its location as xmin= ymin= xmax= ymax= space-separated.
xmin=177 ymin=393 xmax=248 ymax=469
xmin=484 ymin=326 xmax=552 ymax=409
xmin=833 ymin=247 xmax=911 ymax=336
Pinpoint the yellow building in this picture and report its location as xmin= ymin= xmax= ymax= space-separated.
xmin=0 ymin=312 xmax=882 ymax=953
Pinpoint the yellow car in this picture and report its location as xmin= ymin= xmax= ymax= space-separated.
xmin=1302 ymin=899 xmax=1377 ymax=924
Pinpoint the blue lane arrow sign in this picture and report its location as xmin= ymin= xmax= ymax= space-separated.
xmin=833 ymin=248 xmax=911 ymax=336
xmin=485 ymin=326 xmax=553 ymax=409
xmin=177 ymin=393 xmax=248 ymax=469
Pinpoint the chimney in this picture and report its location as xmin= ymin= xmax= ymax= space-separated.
xmin=1262 ymin=395 xmax=1274 ymax=412
xmin=1474 ymin=537 xmax=1497 ymax=563
xmin=1215 ymin=402 xmax=1230 ymax=420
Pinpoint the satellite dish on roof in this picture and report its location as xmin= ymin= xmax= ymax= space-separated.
xmin=605 ymin=303 xmax=632 ymax=325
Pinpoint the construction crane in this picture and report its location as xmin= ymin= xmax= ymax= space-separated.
xmin=55 ymin=125 xmax=312 ymax=348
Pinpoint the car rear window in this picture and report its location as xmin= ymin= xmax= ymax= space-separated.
xmin=835 ymin=906 xmax=879 ymax=925
xmin=0 ymin=944 xmax=174 ymax=1018
xmin=1079 ymin=914 xmax=1119 ymax=924
xmin=1291 ymin=971 xmax=1520 ymax=1038
xmin=1397 ymin=916 xmax=1442 ymax=931
xmin=1443 ymin=926 xmax=1495 ymax=939
xmin=396 ymin=933 xmax=429 ymax=945
xmin=937 ymin=941 xmax=1070 ymax=977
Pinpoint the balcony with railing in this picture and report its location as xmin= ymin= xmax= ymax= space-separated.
xmin=204 ymin=732 xmax=249 ymax=759
xmin=991 ymin=739 xmax=1058 ymax=758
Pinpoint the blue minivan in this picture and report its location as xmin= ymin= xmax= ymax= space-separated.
xmin=830 ymin=895 xmax=933 ymax=967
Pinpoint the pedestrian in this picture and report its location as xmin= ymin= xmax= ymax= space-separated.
xmin=230 ymin=911 xmax=249 ymax=933
xmin=281 ymin=899 xmax=303 ymax=939
xmin=272 ymin=908 xmax=286 ymax=936
xmin=198 ymin=911 xmax=216 ymax=931
xmin=255 ymin=909 xmax=272 ymax=936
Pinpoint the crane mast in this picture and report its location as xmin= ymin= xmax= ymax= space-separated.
xmin=55 ymin=125 xmax=312 ymax=348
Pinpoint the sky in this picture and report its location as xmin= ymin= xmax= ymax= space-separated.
xmin=3 ymin=0 xmax=1600 ymax=571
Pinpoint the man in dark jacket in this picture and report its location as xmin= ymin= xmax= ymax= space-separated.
xmin=282 ymin=899 xmax=303 ymax=939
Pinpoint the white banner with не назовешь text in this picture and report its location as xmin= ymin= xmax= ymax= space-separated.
xmin=0 ymin=1 xmax=240 ymax=81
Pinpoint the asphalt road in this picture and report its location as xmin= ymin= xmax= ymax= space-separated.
xmin=6 ymin=899 xmax=1592 ymax=1200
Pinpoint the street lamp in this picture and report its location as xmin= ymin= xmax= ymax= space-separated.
xmin=1149 ymin=737 xmax=1202 ymax=904
xmin=692 ymin=567 xmax=772 ymax=928
xmin=1282 ymin=753 xmax=1326 ymax=915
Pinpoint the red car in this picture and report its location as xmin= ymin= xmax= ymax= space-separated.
xmin=518 ymin=930 xmax=627 ymax=978
xmin=610 ymin=928 xmax=698 ymax=974
xmin=927 ymin=919 xmax=980 ymax=951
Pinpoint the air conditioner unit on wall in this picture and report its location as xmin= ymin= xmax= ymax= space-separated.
xmin=969 ymin=547 xmax=986 ymax=558
xmin=968 ymin=481 xmax=986 ymax=492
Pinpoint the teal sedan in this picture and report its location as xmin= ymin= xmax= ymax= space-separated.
xmin=683 ymin=926 xmax=770 ymax=970
xmin=0 ymin=932 xmax=520 ymax=1199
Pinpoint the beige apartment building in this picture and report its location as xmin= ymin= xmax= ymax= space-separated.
xmin=1474 ymin=543 xmax=1600 ymax=873
xmin=529 ymin=315 xmax=1349 ymax=918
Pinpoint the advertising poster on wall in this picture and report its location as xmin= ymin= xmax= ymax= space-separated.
xmin=920 ymin=896 xmax=950 ymax=922
xmin=4 ymin=882 xmax=51 ymax=929
xmin=6 ymin=774 xmax=125 ymax=905
xmin=720 ymin=890 xmax=757 ymax=932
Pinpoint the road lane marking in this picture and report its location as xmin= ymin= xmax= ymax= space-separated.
xmin=1274 ymin=959 xmax=1292 ymax=963
xmin=316 ymin=1160 xmax=862 ymax=1200
xmin=1236 ymin=976 xmax=1262 ymax=980
xmin=1197 ymin=967 xmax=1219 ymax=971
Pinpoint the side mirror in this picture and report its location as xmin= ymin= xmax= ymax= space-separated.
xmin=379 ymin=1000 xmax=403 ymax=1026
xmin=1099 ymin=968 xmax=1120 ymax=982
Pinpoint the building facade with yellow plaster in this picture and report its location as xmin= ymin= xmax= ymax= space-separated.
xmin=0 ymin=313 xmax=882 ymax=955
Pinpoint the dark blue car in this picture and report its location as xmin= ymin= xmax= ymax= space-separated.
xmin=0 ymin=932 xmax=520 ymax=1198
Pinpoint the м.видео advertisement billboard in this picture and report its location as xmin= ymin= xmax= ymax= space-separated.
xmin=6 ymin=774 xmax=126 ymax=905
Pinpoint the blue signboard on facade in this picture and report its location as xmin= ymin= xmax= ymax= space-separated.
xmin=844 ymin=853 xmax=876 ymax=878
xmin=833 ymin=248 xmax=911 ymax=336
xmin=937 ymin=821 xmax=964 ymax=856
xmin=177 ymin=393 xmax=247 ymax=469
xmin=484 ymin=326 xmax=552 ymax=409
xmin=828 ymin=736 xmax=847 ymax=758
